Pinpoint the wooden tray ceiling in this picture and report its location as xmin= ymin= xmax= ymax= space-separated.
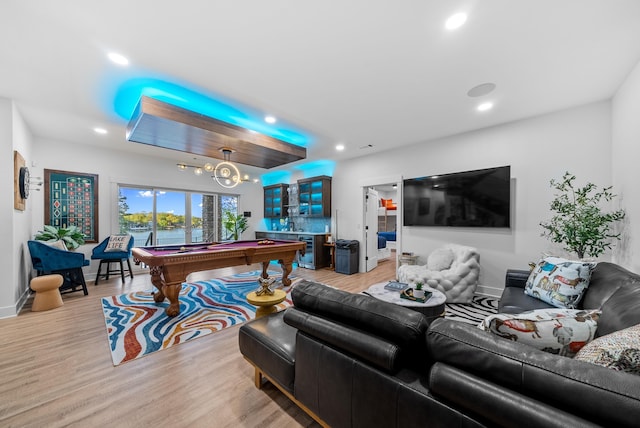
xmin=126 ymin=96 xmax=307 ymax=169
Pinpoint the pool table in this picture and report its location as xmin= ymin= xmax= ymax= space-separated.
xmin=132 ymin=239 xmax=305 ymax=317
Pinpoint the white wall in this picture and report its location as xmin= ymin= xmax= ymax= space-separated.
xmin=0 ymin=98 xmax=14 ymax=317
xmin=1 ymin=99 xmax=34 ymax=318
xmin=31 ymin=138 xmax=264 ymax=279
xmin=612 ymin=59 xmax=640 ymax=273
xmin=12 ymin=104 xmax=34 ymax=314
xmin=333 ymin=101 xmax=613 ymax=294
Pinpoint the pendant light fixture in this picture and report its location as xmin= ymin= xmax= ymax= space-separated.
xmin=214 ymin=148 xmax=242 ymax=188
xmin=176 ymin=147 xmax=251 ymax=188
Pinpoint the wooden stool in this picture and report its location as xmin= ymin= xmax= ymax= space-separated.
xmin=31 ymin=274 xmax=64 ymax=312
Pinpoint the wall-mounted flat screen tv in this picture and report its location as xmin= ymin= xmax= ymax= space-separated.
xmin=403 ymin=166 xmax=511 ymax=228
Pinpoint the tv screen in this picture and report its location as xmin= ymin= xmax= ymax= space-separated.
xmin=403 ymin=166 xmax=511 ymax=227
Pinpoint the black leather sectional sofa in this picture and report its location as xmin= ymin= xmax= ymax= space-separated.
xmin=238 ymin=262 xmax=640 ymax=427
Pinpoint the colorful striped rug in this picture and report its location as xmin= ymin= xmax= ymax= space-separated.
xmin=101 ymin=270 xmax=294 ymax=366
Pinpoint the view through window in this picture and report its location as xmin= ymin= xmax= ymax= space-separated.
xmin=118 ymin=186 xmax=239 ymax=246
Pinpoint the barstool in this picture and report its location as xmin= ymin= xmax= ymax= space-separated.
xmin=30 ymin=274 xmax=64 ymax=312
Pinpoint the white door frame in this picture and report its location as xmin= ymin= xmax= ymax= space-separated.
xmin=364 ymin=187 xmax=379 ymax=272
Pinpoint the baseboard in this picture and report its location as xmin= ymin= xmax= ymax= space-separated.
xmin=15 ymin=287 xmax=31 ymax=314
xmin=475 ymin=284 xmax=502 ymax=299
xmin=0 ymin=287 xmax=30 ymax=319
xmin=0 ymin=305 xmax=17 ymax=319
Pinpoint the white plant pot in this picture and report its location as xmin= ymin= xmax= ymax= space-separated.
xmin=413 ymin=289 xmax=425 ymax=299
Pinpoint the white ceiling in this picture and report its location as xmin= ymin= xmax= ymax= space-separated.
xmin=2 ymin=1 xmax=640 ymax=174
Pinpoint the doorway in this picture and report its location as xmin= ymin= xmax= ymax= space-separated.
xmin=362 ymin=178 xmax=401 ymax=273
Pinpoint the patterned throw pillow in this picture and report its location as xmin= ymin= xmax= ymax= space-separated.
xmin=574 ymin=323 xmax=640 ymax=374
xmin=479 ymin=308 xmax=601 ymax=357
xmin=524 ymin=257 xmax=597 ymax=308
xmin=105 ymin=235 xmax=131 ymax=252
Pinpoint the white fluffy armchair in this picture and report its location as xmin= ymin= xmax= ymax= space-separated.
xmin=397 ymin=244 xmax=480 ymax=303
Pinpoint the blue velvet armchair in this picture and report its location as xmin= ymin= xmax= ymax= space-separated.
xmin=27 ymin=240 xmax=89 ymax=295
xmin=91 ymin=235 xmax=134 ymax=285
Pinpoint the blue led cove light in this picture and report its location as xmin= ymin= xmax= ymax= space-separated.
xmin=110 ymin=78 xmax=309 ymax=147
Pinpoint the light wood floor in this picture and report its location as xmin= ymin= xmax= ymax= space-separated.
xmin=0 ymin=258 xmax=396 ymax=428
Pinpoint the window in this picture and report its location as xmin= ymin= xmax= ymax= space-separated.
xmin=118 ymin=186 xmax=239 ymax=246
xmin=220 ymin=194 xmax=240 ymax=240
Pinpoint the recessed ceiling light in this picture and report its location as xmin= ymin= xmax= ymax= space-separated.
xmin=467 ymin=83 xmax=496 ymax=98
xmin=477 ymin=102 xmax=494 ymax=112
xmin=107 ymin=52 xmax=129 ymax=66
xmin=336 ymin=144 xmax=345 ymax=151
xmin=264 ymin=115 xmax=276 ymax=124
xmin=445 ymin=13 xmax=467 ymax=30
xmin=93 ymin=127 xmax=108 ymax=134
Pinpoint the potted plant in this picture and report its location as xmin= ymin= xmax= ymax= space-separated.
xmin=223 ymin=212 xmax=249 ymax=240
xmin=34 ymin=225 xmax=86 ymax=250
xmin=540 ymin=172 xmax=625 ymax=259
xmin=414 ymin=281 xmax=425 ymax=299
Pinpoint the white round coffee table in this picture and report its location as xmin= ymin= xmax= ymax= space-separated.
xmin=364 ymin=282 xmax=447 ymax=322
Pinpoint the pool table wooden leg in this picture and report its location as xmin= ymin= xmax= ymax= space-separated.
xmin=163 ymin=283 xmax=181 ymax=317
xmin=280 ymin=260 xmax=293 ymax=286
xmin=150 ymin=266 xmax=166 ymax=303
xmin=260 ymin=261 xmax=270 ymax=280
xmin=149 ymin=266 xmax=181 ymax=317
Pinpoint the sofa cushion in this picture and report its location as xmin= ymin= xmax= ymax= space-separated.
xmin=427 ymin=248 xmax=455 ymax=271
xmin=524 ymin=256 xmax=596 ymax=309
xmin=238 ymin=311 xmax=297 ymax=394
xmin=498 ymin=286 xmax=555 ymax=314
xmin=479 ymin=308 xmax=600 ymax=357
xmin=504 ymin=268 xmax=531 ymax=288
xmin=291 ymin=280 xmax=429 ymax=348
xmin=581 ymin=262 xmax=640 ymax=309
xmin=290 ymin=280 xmax=429 ymax=371
xmin=428 ymin=363 xmax=600 ymax=428
xmin=575 ymin=323 xmax=640 ymax=374
xmin=595 ymin=281 xmax=640 ymax=337
xmin=427 ymin=318 xmax=640 ymax=427
xmin=285 ymin=308 xmax=403 ymax=373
